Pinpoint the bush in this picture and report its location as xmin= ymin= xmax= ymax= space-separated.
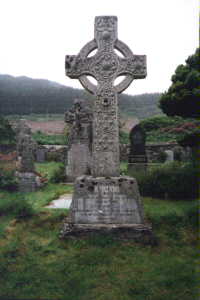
xmin=119 ymin=130 xmax=129 ymax=144
xmin=0 ymin=169 xmax=18 ymax=191
xmin=50 ymin=164 xmax=66 ymax=183
xmin=129 ymin=162 xmax=199 ymax=200
xmin=0 ymin=194 xmax=35 ymax=218
xmin=140 ymin=115 xmax=200 ymax=143
xmin=156 ymin=151 xmax=167 ymax=163
xmin=140 ymin=115 xmax=183 ymax=131
xmin=177 ymin=128 xmax=200 ymax=147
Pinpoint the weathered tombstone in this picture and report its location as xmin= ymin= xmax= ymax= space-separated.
xmin=128 ymin=124 xmax=148 ymax=172
xmin=61 ymin=16 xmax=153 ymax=242
xmin=15 ymin=120 xmax=41 ymax=192
xmin=36 ymin=146 xmax=46 ymax=163
xmin=15 ymin=119 xmax=31 ymax=136
xmin=16 ymin=133 xmax=38 ymax=192
xmin=164 ymin=150 xmax=174 ymax=162
xmin=16 ymin=119 xmax=37 ymax=159
xmin=64 ymin=99 xmax=92 ymax=181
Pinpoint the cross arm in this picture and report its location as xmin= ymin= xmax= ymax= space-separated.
xmin=65 ymin=55 xmax=96 ymax=79
xmin=117 ymin=55 xmax=147 ymax=79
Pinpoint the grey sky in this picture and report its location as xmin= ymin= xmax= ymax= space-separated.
xmin=0 ymin=0 xmax=198 ymax=95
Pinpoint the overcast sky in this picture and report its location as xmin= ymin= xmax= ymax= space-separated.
xmin=0 ymin=0 xmax=198 ymax=95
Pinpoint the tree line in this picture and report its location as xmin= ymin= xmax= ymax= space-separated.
xmin=0 ymin=74 xmax=162 ymax=119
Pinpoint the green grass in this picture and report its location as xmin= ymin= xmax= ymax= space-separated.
xmin=0 ymin=162 xmax=73 ymax=216
xmin=0 ymin=183 xmax=73 ymax=214
xmin=0 ymin=162 xmax=198 ymax=300
xmin=0 ymin=198 xmax=197 ymax=300
xmin=120 ymin=161 xmax=128 ymax=174
xmin=32 ymin=131 xmax=65 ymax=145
xmin=35 ymin=161 xmax=64 ymax=180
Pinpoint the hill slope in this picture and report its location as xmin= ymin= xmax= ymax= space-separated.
xmin=0 ymin=74 xmax=162 ymax=119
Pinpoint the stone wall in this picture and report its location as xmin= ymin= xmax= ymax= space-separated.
xmin=13 ymin=143 xmax=190 ymax=164
xmin=120 ymin=142 xmax=191 ymax=162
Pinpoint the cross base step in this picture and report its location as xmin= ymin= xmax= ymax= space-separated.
xmin=60 ymin=220 xmax=157 ymax=246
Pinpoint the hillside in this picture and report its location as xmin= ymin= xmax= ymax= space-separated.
xmin=0 ymin=74 xmax=162 ymax=119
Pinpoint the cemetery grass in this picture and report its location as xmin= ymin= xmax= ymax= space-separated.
xmin=32 ymin=131 xmax=65 ymax=145
xmin=0 ymin=199 xmax=197 ymax=298
xmin=0 ymin=161 xmax=197 ymax=300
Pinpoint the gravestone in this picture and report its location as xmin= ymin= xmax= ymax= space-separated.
xmin=16 ymin=119 xmax=37 ymax=159
xmin=36 ymin=146 xmax=46 ymax=163
xmin=61 ymin=16 xmax=153 ymax=242
xmin=15 ymin=119 xmax=31 ymax=137
xmin=128 ymin=124 xmax=148 ymax=172
xmin=164 ymin=150 xmax=174 ymax=162
xmin=15 ymin=121 xmax=41 ymax=192
xmin=64 ymin=99 xmax=92 ymax=181
xmin=16 ymin=133 xmax=38 ymax=192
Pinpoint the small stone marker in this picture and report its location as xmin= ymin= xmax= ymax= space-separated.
xmin=36 ymin=146 xmax=46 ymax=163
xmin=61 ymin=16 xmax=154 ymax=243
xmin=164 ymin=150 xmax=174 ymax=162
xmin=16 ymin=133 xmax=37 ymax=192
xmin=64 ymin=99 xmax=92 ymax=181
xmin=16 ymin=120 xmax=41 ymax=192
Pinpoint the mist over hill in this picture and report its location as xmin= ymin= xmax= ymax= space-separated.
xmin=0 ymin=74 xmax=162 ymax=119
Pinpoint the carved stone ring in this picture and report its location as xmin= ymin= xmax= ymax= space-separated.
xmin=65 ymin=16 xmax=146 ymax=95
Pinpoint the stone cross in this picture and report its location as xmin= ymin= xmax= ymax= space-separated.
xmin=65 ymin=16 xmax=146 ymax=177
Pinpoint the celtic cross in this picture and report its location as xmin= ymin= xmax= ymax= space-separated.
xmin=65 ymin=16 xmax=147 ymax=177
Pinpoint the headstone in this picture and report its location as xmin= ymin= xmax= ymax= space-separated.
xmin=16 ymin=119 xmax=37 ymax=159
xmin=128 ymin=124 xmax=148 ymax=172
xmin=15 ymin=119 xmax=31 ymax=137
xmin=164 ymin=150 xmax=174 ymax=162
xmin=61 ymin=16 xmax=153 ymax=242
xmin=16 ymin=133 xmax=38 ymax=192
xmin=15 ymin=121 xmax=40 ymax=192
xmin=64 ymin=99 xmax=92 ymax=181
xmin=36 ymin=146 xmax=46 ymax=163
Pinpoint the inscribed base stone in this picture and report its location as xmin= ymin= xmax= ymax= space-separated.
xmin=69 ymin=175 xmax=144 ymax=224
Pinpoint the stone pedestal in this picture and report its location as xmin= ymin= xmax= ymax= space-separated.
xmin=61 ymin=175 xmax=154 ymax=243
xmin=17 ymin=172 xmax=37 ymax=192
xmin=70 ymin=175 xmax=144 ymax=224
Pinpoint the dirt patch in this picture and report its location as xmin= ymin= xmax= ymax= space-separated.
xmin=27 ymin=121 xmax=65 ymax=135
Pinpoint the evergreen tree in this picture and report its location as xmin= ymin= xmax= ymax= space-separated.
xmin=159 ymin=48 xmax=200 ymax=118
